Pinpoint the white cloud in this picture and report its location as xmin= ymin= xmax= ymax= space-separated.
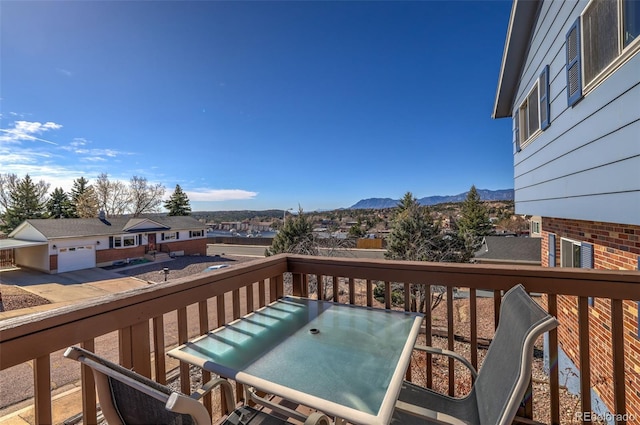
xmin=61 ymin=138 xmax=133 ymax=159
xmin=70 ymin=137 xmax=88 ymax=147
xmin=0 ymin=120 xmax=62 ymax=145
xmin=187 ymin=189 xmax=258 ymax=202
xmin=83 ymin=156 xmax=107 ymax=162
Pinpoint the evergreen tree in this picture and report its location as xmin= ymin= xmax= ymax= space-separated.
xmin=266 ymin=207 xmax=316 ymax=256
xmin=384 ymin=192 xmax=470 ymax=312
xmin=164 ymin=184 xmax=191 ymax=216
xmin=385 ymin=192 xmax=439 ymax=262
xmin=457 ymin=185 xmax=493 ymax=254
xmin=69 ymin=176 xmax=99 ymax=218
xmin=1 ymin=175 xmax=48 ymax=232
xmin=46 ymin=187 xmax=73 ymax=218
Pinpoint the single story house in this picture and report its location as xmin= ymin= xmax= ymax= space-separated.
xmin=0 ymin=214 xmax=207 ymax=273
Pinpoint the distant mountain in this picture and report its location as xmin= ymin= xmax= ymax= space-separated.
xmin=348 ymin=198 xmax=400 ymax=209
xmin=349 ymin=189 xmax=514 ymax=209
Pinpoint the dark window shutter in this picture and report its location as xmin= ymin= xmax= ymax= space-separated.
xmin=514 ymin=109 xmax=521 ymax=152
xmin=566 ymin=18 xmax=583 ymax=106
xmin=581 ymin=242 xmax=594 ymax=306
xmin=539 ymin=65 xmax=551 ymax=130
xmin=580 ymin=242 xmax=593 ymax=268
xmin=189 ymin=230 xmax=193 ymax=238
xmin=109 ymin=236 xmax=114 ymax=249
xmin=161 ymin=233 xmax=165 ymax=241
xmin=138 ymin=235 xmax=142 ymax=245
xmin=176 ymin=232 xmax=179 ymax=239
xmin=548 ymin=233 xmax=556 ymax=267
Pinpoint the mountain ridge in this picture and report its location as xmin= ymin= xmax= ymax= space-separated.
xmin=349 ymin=189 xmax=514 ymax=209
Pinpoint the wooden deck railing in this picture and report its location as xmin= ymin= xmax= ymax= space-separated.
xmin=0 ymin=254 xmax=638 ymax=425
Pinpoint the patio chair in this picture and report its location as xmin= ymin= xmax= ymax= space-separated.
xmin=64 ymin=346 xmax=331 ymax=425
xmin=392 ymin=284 xmax=559 ymax=425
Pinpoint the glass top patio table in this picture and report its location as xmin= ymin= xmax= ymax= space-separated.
xmin=167 ymin=297 xmax=423 ymax=425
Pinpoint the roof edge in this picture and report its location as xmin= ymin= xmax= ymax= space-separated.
xmin=492 ymin=0 xmax=541 ymax=119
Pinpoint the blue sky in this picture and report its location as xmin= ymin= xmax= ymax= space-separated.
xmin=1 ymin=0 xmax=514 ymax=212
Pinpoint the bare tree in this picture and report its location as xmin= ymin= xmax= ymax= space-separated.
xmin=128 ymin=176 xmax=165 ymax=216
xmin=0 ymin=173 xmax=19 ymax=213
xmin=95 ymin=173 xmax=130 ymax=217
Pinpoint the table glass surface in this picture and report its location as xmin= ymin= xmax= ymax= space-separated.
xmin=173 ymin=297 xmax=422 ymax=418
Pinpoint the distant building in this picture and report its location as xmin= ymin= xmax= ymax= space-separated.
xmin=474 ymin=236 xmax=541 ymax=266
xmin=0 ymin=215 xmax=206 ymax=273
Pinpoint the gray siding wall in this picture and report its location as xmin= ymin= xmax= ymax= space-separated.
xmin=512 ymin=0 xmax=640 ymax=225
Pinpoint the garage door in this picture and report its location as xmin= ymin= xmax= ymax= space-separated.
xmin=58 ymin=245 xmax=96 ymax=273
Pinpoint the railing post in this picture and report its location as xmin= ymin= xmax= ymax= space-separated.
xmin=33 ymin=354 xmax=52 ymax=425
xmin=81 ymin=339 xmax=97 ymax=425
xmin=198 ymin=300 xmax=213 ymax=414
xmin=177 ymin=307 xmax=190 ymax=395
xmin=578 ymin=296 xmax=592 ymax=424
xmin=547 ymin=294 xmax=560 ymax=425
xmin=611 ymin=299 xmax=627 ymax=425
xmin=447 ymin=286 xmax=455 ymax=397
xmin=119 ymin=321 xmax=151 ymax=378
xmin=153 ymin=316 xmax=167 ymax=385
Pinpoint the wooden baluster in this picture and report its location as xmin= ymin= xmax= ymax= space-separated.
xmin=80 ymin=339 xmax=97 ymax=425
xmin=246 ymin=283 xmax=254 ymax=313
xmin=578 ymin=296 xmax=591 ymax=424
xmin=232 ymin=289 xmax=241 ymax=320
xmin=548 ymin=294 xmax=560 ymax=425
xmin=469 ymin=288 xmax=478 ymax=376
xmin=384 ymin=281 xmax=391 ymax=310
xmin=366 ymin=279 xmax=373 ymax=307
xmin=34 ymin=354 xmax=52 ymax=425
xmin=259 ymin=279 xmax=266 ymax=307
xmin=611 ymin=299 xmax=626 ymax=425
xmin=153 ymin=316 xmax=167 ymax=385
xmin=216 ymin=294 xmax=236 ymax=410
xmin=198 ymin=300 xmax=212 ymax=414
xmin=177 ymin=307 xmax=190 ymax=395
xmin=333 ymin=276 xmax=339 ymax=302
xmin=447 ymin=286 xmax=455 ymax=397
xmin=293 ymin=273 xmax=303 ymax=297
xmin=349 ymin=278 xmax=355 ymax=305
xmin=317 ymin=274 xmax=324 ymax=301
xmin=425 ymin=284 xmax=432 ymax=389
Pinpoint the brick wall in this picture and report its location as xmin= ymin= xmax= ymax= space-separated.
xmin=160 ymin=239 xmax=206 ymax=256
xmin=96 ymin=246 xmax=146 ymax=265
xmin=542 ymin=218 xmax=640 ymax=418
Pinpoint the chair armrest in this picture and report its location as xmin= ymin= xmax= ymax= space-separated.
xmin=396 ymin=400 xmax=470 ymax=425
xmin=189 ymin=377 xmax=235 ymax=413
xmin=414 ymin=345 xmax=478 ymax=379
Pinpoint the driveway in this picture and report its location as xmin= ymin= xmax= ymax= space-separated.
xmin=0 ymin=267 xmax=148 ymax=304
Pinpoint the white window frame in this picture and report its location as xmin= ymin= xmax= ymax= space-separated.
xmin=189 ymin=230 xmax=203 ymax=238
xmin=163 ymin=232 xmax=177 ymax=241
xmin=518 ymin=82 xmax=541 ymax=148
xmin=560 ymin=237 xmax=582 ymax=268
xmin=581 ymin=0 xmax=640 ymax=93
xmin=113 ymin=235 xmax=138 ymax=249
xmin=530 ymin=219 xmax=541 ymax=236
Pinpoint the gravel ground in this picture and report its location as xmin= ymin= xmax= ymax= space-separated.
xmin=0 ymin=284 xmax=51 ymax=311
xmin=114 ymin=254 xmax=258 ymax=283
